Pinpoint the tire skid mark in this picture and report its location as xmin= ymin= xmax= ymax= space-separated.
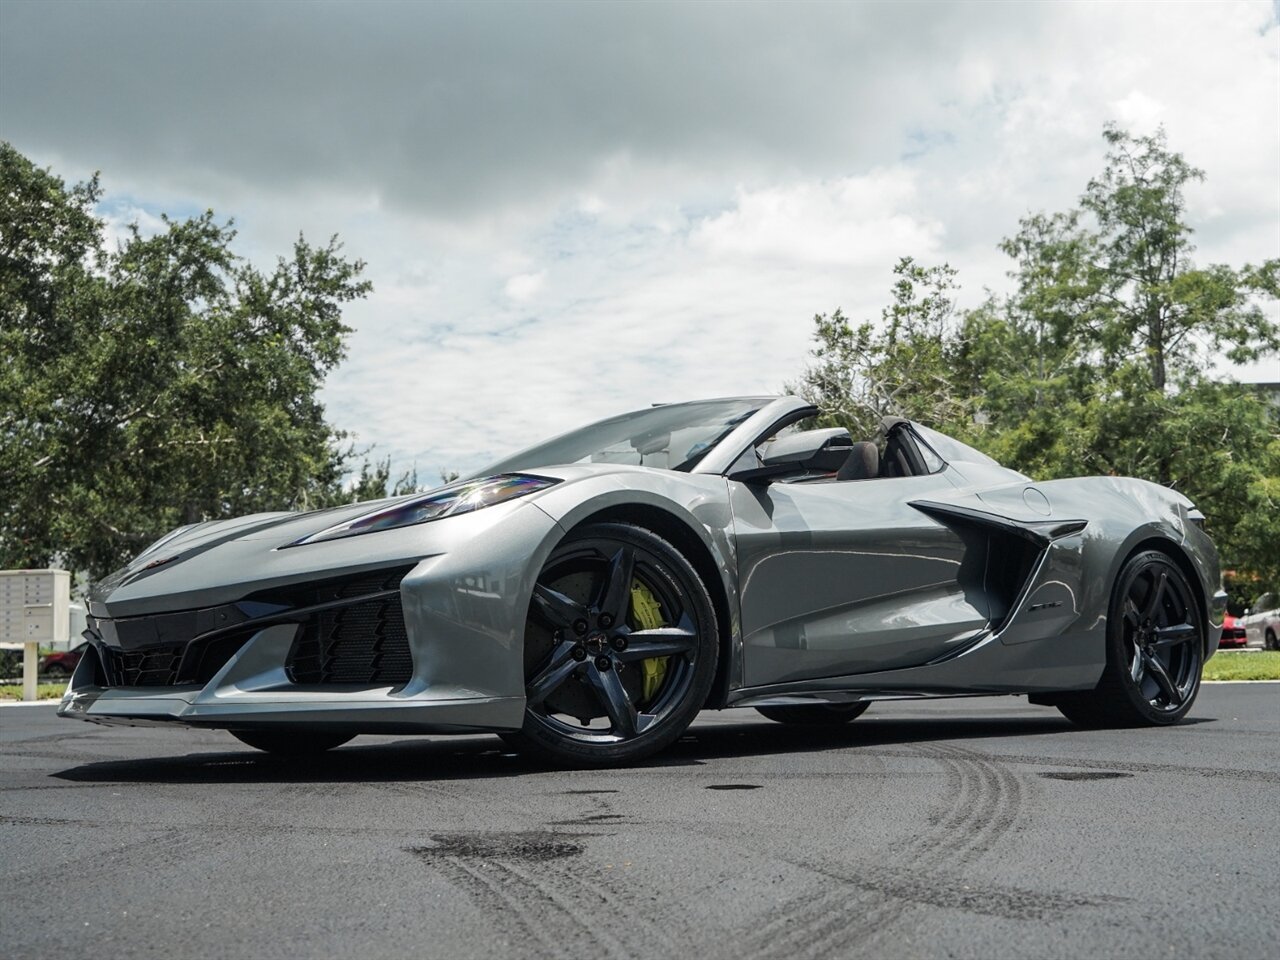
xmin=499 ymin=859 xmax=635 ymax=959
xmin=747 ymin=889 xmax=843 ymax=945
xmin=0 ymin=781 xmax=119 ymax=792
xmin=0 ymin=826 xmax=216 ymax=886
xmin=856 ymin=747 xmax=1280 ymax=783
xmin=432 ymin=857 xmax=568 ymax=960
xmin=749 ymin=887 xmax=864 ymax=960
xmin=539 ymin=791 xmax=702 ymax=956
xmin=914 ymin=742 xmax=1024 ymax=867
xmin=547 ymin=861 xmax=692 ymax=957
xmin=3 ymin=748 xmax=129 ymax=764
xmin=746 ymin=741 xmax=1031 ymax=959
xmin=742 ymin=856 xmax=1117 ymax=960
xmin=0 ymin=812 xmax=512 ymax=842
xmin=375 ymin=777 xmax=547 ymax=822
xmin=421 ymin=853 xmax=632 ymax=960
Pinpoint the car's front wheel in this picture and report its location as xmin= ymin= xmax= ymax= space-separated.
xmin=1056 ymin=550 xmax=1203 ymax=728
xmin=502 ymin=522 xmax=719 ymax=766
xmin=230 ymin=730 xmax=354 ymax=755
xmin=1266 ymin=629 xmax=1278 ymax=652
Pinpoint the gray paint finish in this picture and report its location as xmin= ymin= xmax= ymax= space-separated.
xmin=60 ymin=396 xmax=1225 ymax=736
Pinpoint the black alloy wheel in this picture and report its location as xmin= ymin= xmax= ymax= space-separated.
xmin=503 ymin=522 xmax=718 ymax=766
xmin=1057 ymin=550 xmax=1203 ymax=728
xmin=755 ymin=702 xmax=870 ymax=725
xmin=230 ymin=730 xmax=354 ymax=755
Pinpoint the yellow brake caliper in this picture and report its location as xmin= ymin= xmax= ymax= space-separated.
xmin=629 ymin=579 xmax=668 ymax=703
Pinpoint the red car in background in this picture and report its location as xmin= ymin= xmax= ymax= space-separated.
xmin=39 ymin=645 xmax=84 ymax=678
xmin=1219 ymin=614 xmax=1248 ymax=648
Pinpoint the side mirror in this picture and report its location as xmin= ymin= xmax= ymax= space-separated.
xmin=728 ymin=428 xmax=852 ymax=482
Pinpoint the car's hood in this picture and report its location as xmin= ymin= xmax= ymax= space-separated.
xmin=86 ymin=464 xmax=670 ymax=617
xmin=117 ymin=463 xmax=669 ymax=569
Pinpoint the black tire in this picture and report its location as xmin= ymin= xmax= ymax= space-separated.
xmin=42 ymin=664 xmax=70 ymax=678
xmin=755 ymin=702 xmax=870 ymax=725
xmin=1266 ymin=629 xmax=1278 ymax=652
xmin=230 ymin=730 xmax=354 ymax=755
xmin=1056 ymin=550 xmax=1203 ymax=728
xmin=501 ymin=522 xmax=719 ymax=767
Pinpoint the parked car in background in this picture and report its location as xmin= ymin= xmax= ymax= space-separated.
xmin=40 ymin=644 xmax=85 ymax=678
xmin=1242 ymin=592 xmax=1280 ymax=650
xmin=1219 ymin=614 xmax=1248 ymax=648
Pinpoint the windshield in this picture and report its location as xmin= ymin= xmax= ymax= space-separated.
xmin=475 ymin=398 xmax=769 ymax=476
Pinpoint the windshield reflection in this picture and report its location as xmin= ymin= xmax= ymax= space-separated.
xmin=474 ymin=398 xmax=768 ymax=476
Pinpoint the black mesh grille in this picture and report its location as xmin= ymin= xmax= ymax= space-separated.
xmin=102 ymin=644 xmax=185 ymax=687
xmin=89 ymin=564 xmax=415 ymax=689
xmin=282 ymin=568 xmax=414 ymax=685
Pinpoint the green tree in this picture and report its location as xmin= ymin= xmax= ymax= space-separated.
xmin=0 ymin=143 xmax=383 ymax=579
xmin=795 ymin=126 xmax=1280 ymax=585
xmin=1081 ymin=126 xmax=1279 ymax=393
xmin=793 ymin=257 xmax=971 ymax=439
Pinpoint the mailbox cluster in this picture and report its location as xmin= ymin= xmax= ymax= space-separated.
xmin=1 ymin=570 xmax=70 ymax=645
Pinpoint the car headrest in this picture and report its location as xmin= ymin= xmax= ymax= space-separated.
xmin=836 ymin=441 xmax=880 ymax=481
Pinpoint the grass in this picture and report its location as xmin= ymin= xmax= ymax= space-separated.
xmin=1203 ymin=650 xmax=1280 ymax=681
xmin=0 ymin=682 xmax=68 ymax=701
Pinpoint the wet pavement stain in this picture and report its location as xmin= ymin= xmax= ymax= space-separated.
xmin=1038 ymin=771 xmax=1133 ymax=781
xmin=407 ymin=831 xmax=584 ymax=862
xmin=547 ymin=813 xmax=628 ymax=826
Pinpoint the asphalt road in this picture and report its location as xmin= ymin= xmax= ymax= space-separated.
xmin=3 ymin=685 xmax=1277 ymax=960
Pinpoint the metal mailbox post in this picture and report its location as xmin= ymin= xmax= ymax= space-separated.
xmin=0 ymin=570 xmax=71 ymax=701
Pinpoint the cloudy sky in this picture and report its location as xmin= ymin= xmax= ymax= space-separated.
xmin=3 ymin=0 xmax=1278 ymax=481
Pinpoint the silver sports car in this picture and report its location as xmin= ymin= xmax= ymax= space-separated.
xmin=61 ymin=396 xmax=1227 ymax=765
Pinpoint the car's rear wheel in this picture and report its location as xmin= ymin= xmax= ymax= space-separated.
xmin=755 ymin=703 xmax=870 ymax=725
xmin=502 ymin=522 xmax=718 ymax=766
xmin=230 ymin=730 xmax=354 ymax=755
xmin=42 ymin=663 xmax=71 ymax=678
xmin=1056 ymin=550 xmax=1203 ymax=728
xmin=1266 ymin=629 xmax=1278 ymax=652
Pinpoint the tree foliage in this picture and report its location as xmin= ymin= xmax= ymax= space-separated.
xmin=0 ymin=143 xmax=395 ymax=580
xmin=802 ymin=259 xmax=972 ymax=440
xmin=795 ymin=125 xmax=1280 ymax=587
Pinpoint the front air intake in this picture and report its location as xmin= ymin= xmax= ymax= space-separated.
xmin=101 ymin=644 xmax=185 ymax=687
xmin=279 ymin=567 xmax=415 ymax=686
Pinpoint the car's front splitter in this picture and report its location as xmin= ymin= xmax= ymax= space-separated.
xmin=59 ymin=684 xmax=524 ymax=734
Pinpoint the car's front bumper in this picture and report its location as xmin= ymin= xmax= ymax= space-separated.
xmin=60 ymin=500 xmax=564 ymax=734
xmin=59 ymin=620 xmax=525 ymax=733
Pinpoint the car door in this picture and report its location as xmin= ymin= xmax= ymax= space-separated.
xmin=729 ymin=467 xmax=990 ymax=688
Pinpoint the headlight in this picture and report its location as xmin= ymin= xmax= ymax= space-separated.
xmin=287 ymin=474 xmax=559 ymax=547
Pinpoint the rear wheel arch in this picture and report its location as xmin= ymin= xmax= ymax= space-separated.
xmin=562 ymin=503 xmax=736 ymax=710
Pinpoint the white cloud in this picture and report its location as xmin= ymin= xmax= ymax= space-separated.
xmin=6 ymin=0 xmax=1276 ymax=481
xmin=691 ymin=172 xmax=944 ymax=267
xmin=504 ymin=271 xmax=546 ymax=302
xmin=99 ymin=203 xmax=167 ymax=252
